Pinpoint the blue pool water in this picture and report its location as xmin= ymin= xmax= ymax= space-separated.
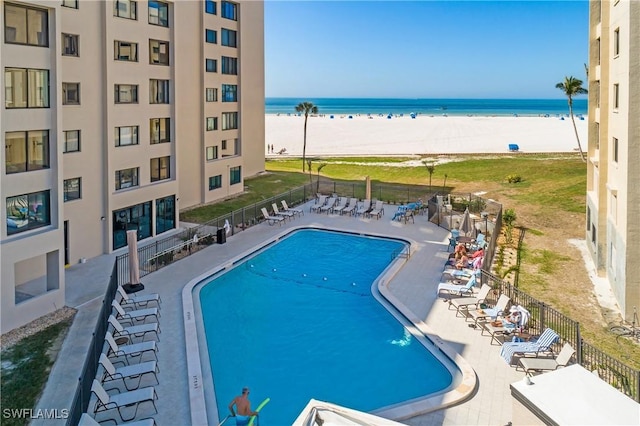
xmin=199 ymin=229 xmax=456 ymax=424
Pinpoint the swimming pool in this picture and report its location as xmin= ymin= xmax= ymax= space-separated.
xmin=190 ymin=228 xmax=462 ymax=424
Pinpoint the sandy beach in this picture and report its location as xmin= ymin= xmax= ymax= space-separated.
xmin=265 ymin=114 xmax=588 ymax=156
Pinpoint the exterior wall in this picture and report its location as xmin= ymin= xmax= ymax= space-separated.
xmin=1 ymin=0 xmax=265 ymax=333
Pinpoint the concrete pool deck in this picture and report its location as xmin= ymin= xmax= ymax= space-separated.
xmin=38 ymin=200 xmax=524 ymax=425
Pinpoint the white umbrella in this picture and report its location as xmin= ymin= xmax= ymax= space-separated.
xmin=459 ymin=208 xmax=473 ymax=237
xmin=365 ymin=176 xmax=371 ymax=200
xmin=127 ymin=230 xmax=140 ymax=285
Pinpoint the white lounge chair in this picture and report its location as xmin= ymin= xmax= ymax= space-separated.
xmin=99 ymin=353 xmax=159 ymax=391
xmin=355 ymin=199 xmax=371 ymax=217
xmin=109 ymin=315 xmax=160 ymax=342
xmin=112 ymin=300 xmax=159 ymax=325
xmin=437 ymin=273 xmax=478 ymax=298
xmin=331 ymin=197 xmax=348 ymax=214
xmin=105 ymin=331 xmax=157 ymax=365
xmin=448 ymin=284 xmax=492 ymax=317
xmin=272 ymin=202 xmax=294 ymax=221
xmin=260 ymin=207 xmax=284 ymax=226
xmin=467 ymin=294 xmax=511 ymax=326
xmin=320 ymin=197 xmax=337 ymax=214
xmin=368 ymin=200 xmax=385 ymax=219
xmin=310 ymin=195 xmax=327 ymax=213
xmin=341 ymin=198 xmax=358 ymax=216
xmin=281 ymin=200 xmax=303 ymax=217
xmin=117 ymin=286 xmax=161 ymax=310
xmin=80 ymin=413 xmax=156 ymax=426
xmin=518 ymin=343 xmax=575 ymax=375
xmin=91 ymin=379 xmax=157 ymax=422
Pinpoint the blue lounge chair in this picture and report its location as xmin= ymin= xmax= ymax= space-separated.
xmin=500 ymin=327 xmax=560 ymax=365
xmin=437 ymin=273 xmax=477 ymax=298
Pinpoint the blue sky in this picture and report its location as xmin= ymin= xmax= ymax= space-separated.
xmin=265 ymin=0 xmax=589 ymax=99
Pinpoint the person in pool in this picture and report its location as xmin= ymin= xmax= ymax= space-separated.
xmin=229 ymin=387 xmax=258 ymax=425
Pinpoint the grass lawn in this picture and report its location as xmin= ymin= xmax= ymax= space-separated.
xmin=1 ymin=317 xmax=74 ymax=426
xmin=184 ymin=154 xmax=640 ymax=369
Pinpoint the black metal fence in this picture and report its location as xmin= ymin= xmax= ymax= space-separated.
xmin=481 ymin=270 xmax=640 ymax=402
xmin=67 ymin=261 xmax=119 ymax=426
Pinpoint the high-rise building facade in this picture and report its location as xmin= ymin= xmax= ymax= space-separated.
xmin=586 ymin=0 xmax=639 ymax=322
xmin=1 ymin=0 xmax=265 ymax=333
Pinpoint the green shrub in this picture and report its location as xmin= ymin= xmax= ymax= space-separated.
xmin=507 ymin=174 xmax=522 ymax=183
xmin=503 ymin=208 xmax=517 ymax=227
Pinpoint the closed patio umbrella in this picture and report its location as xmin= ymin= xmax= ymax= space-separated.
xmin=365 ymin=176 xmax=371 ymax=200
xmin=127 ymin=230 xmax=141 ymax=287
xmin=459 ymin=208 xmax=473 ymax=237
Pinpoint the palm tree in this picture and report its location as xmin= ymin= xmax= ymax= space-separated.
xmin=555 ymin=76 xmax=588 ymax=162
xmin=295 ymin=101 xmax=318 ymax=171
xmin=422 ymin=160 xmax=436 ymax=194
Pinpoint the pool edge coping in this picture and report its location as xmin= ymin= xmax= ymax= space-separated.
xmin=182 ymin=224 xmax=477 ymax=425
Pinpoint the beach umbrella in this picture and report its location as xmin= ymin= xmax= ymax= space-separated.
xmin=127 ymin=230 xmax=141 ymax=285
xmin=365 ymin=176 xmax=371 ymax=200
xmin=459 ymin=208 xmax=473 ymax=237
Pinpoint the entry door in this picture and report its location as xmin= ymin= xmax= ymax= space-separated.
xmin=64 ymin=220 xmax=69 ymax=266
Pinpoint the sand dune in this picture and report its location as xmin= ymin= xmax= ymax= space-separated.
xmin=265 ymin=114 xmax=588 ymax=156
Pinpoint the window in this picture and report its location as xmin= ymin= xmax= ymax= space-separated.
xmin=150 ymin=156 xmax=170 ymax=182
xmin=63 ymin=130 xmax=80 ymax=153
xmin=613 ymin=137 xmax=618 ymax=162
xmin=62 ymin=33 xmax=79 ymax=56
xmin=114 ymin=0 xmax=137 ymax=20
xmin=63 ymin=178 xmax=81 ymax=202
xmin=4 ymin=3 xmax=48 ymax=47
xmin=206 ymin=117 xmax=218 ymax=131
xmin=205 ymin=0 xmax=216 ymax=14
xmin=112 ymin=201 xmax=151 ymax=250
xmin=114 ymin=40 xmax=138 ymax=61
xmin=206 ymin=58 xmax=217 ymax=73
xmin=114 ymin=84 xmax=138 ymax=104
xmin=150 ymin=118 xmax=170 ymax=144
xmin=613 ymin=83 xmax=619 ymax=110
xmin=222 ymin=112 xmax=238 ymax=130
xmin=209 ymin=175 xmax=222 ymax=190
xmin=115 ymin=167 xmax=139 ymax=190
xmin=149 ymin=79 xmax=170 ymax=104
xmin=62 ymin=0 xmax=78 ymax=8
xmin=115 ymin=126 xmax=139 ymax=146
xmin=6 ymin=190 xmax=50 ymax=235
xmin=149 ymin=39 xmax=169 ymax=65
xmin=206 ymin=88 xmax=218 ymax=102
xmin=5 ymin=130 xmax=49 ymax=174
xmin=4 ymin=68 xmax=49 ymax=108
xmin=221 ymin=28 xmax=237 ymax=47
xmin=148 ymin=1 xmax=168 ymax=27
xmin=156 ymin=195 xmax=175 ymax=234
xmin=613 ymin=28 xmax=620 ymax=57
xmin=222 ymin=84 xmax=237 ymax=102
xmin=221 ymin=56 xmax=237 ymax=75
xmin=586 ymin=206 xmax=590 ymax=231
xmin=62 ymin=82 xmax=80 ymax=105
xmin=206 ymin=29 xmax=217 ymax=44
xmin=221 ymin=1 xmax=237 ymax=20
xmin=233 ymin=138 xmax=241 ymax=155
xmin=221 ymin=139 xmax=227 ymax=150
xmin=229 ymin=166 xmax=241 ymax=185
xmin=206 ymin=146 xmax=218 ymax=160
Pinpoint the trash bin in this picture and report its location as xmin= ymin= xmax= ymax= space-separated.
xmin=216 ymin=228 xmax=226 ymax=244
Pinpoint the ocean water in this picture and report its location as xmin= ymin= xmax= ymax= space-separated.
xmin=266 ymin=97 xmax=588 ymax=117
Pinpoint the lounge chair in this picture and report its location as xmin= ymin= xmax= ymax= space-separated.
xmin=341 ymin=198 xmax=358 ymax=216
xmin=80 ymin=413 xmax=156 ymax=426
xmin=260 ymin=207 xmax=284 ymax=226
xmin=272 ymin=203 xmax=294 ymax=221
xmin=355 ymin=199 xmax=371 ymax=217
xmin=112 ymin=300 xmax=159 ymax=325
xmin=281 ymin=200 xmax=303 ymax=217
xmin=437 ymin=272 xmax=478 ymax=298
xmin=467 ymin=294 xmax=510 ymax=326
xmin=500 ymin=327 xmax=560 ymax=365
xmin=99 ymin=353 xmax=159 ymax=391
xmin=391 ymin=205 xmax=408 ymax=221
xmin=331 ymin=197 xmax=348 ymax=214
xmin=117 ymin=286 xmax=161 ymax=310
xmin=518 ymin=343 xmax=574 ymax=375
xmin=91 ymin=379 xmax=158 ymax=422
xmin=448 ymin=283 xmax=492 ymax=316
xmin=310 ymin=195 xmax=327 ymax=213
xmin=109 ymin=315 xmax=160 ymax=342
xmin=105 ymin=331 xmax=158 ymax=365
xmin=320 ymin=197 xmax=337 ymax=214
xmin=368 ymin=200 xmax=385 ymax=219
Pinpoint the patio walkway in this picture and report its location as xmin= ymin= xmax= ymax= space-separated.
xmin=36 ymin=200 xmax=523 ymax=426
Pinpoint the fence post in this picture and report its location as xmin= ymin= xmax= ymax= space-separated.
xmin=230 ymin=210 xmax=234 ymax=236
xmin=540 ymin=302 xmax=546 ymax=332
xmin=576 ymin=323 xmax=582 ymax=364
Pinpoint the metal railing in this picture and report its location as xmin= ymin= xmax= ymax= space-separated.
xmin=67 ymin=261 xmax=119 ymax=426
